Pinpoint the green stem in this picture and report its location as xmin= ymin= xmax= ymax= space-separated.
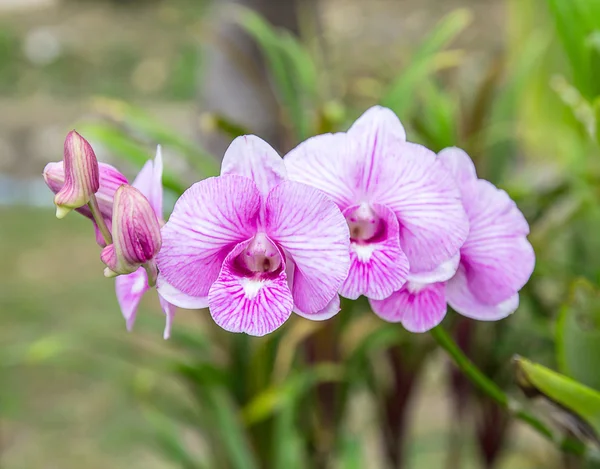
xmin=87 ymin=194 xmax=113 ymax=245
xmin=430 ymin=325 xmax=585 ymax=456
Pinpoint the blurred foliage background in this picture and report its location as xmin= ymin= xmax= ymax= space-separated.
xmin=2 ymin=0 xmax=600 ymax=468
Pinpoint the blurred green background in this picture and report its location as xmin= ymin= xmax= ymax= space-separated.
xmin=2 ymin=0 xmax=600 ymax=468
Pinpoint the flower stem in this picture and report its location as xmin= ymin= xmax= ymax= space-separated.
xmin=429 ymin=325 xmax=585 ymax=456
xmin=87 ymin=194 xmax=113 ymax=245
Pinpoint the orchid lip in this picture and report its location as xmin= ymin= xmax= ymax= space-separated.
xmin=235 ymin=233 xmax=283 ymax=279
xmin=345 ymin=203 xmax=385 ymax=244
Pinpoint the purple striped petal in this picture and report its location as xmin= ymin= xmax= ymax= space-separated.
xmin=293 ymin=292 xmax=341 ymax=321
xmin=132 ymin=146 xmax=164 ymax=220
xmin=459 ymin=179 xmax=534 ymax=305
xmin=158 ymin=293 xmax=177 ymax=339
xmin=115 ymin=267 xmax=149 ymax=331
xmin=446 ymin=264 xmax=519 ymax=320
xmin=372 ymin=141 xmax=469 ymax=272
xmin=284 ymin=132 xmax=356 ymax=208
xmin=156 ymin=275 xmax=209 ymax=309
xmin=221 ymin=135 xmax=287 ymax=196
xmin=339 ymin=204 xmax=409 ymax=300
xmin=265 ymin=180 xmax=350 ymax=314
xmin=408 ymin=254 xmax=460 ymax=284
xmin=208 ymin=240 xmax=293 ymax=336
xmin=370 ymin=282 xmax=447 ymax=333
xmin=157 ymin=175 xmax=261 ymax=298
xmin=437 ymin=146 xmax=478 ymax=185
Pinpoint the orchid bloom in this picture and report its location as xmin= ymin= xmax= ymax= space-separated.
xmin=370 ymin=148 xmax=535 ymax=332
xmin=44 ymin=142 xmax=176 ymax=338
xmin=156 ymin=135 xmax=350 ymax=337
xmin=284 ymin=105 xmax=469 ymax=303
xmin=114 ymin=147 xmax=176 ymax=339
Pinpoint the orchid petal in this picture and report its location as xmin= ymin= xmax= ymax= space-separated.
xmin=266 ymin=180 xmax=350 ymax=313
xmin=408 ymin=254 xmax=460 ymax=284
xmin=115 ymin=267 xmax=149 ymax=331
xmin=370 ymin=282 xmax=447 ymax=333
xmin=294 ymin=294 xmax=341 ymax=321
xmin=437 ymin=146 xmax=478 ymax=185
xmin=446 ymin=264 xmax=519 ymax=320
xmin=283 ymin=132 xmax=356 ymax=208
xmin=208 ymin=240 xmax=293 ymax=336
xmin=460 ymin=179 xmax=534 ymax=305
xmin=157 ymin=275 xmax=209 ymax=309
xmin=158 ymin=293 xmax=177 ymax=339
xmin=132 ymin=145 xmax=164 ymax=219
xmin=372 ymin=141 xmax=469 ymax=272
xmin=221 ymin=135 xmax=287 ymax=195
xmin=339 ymin=204 xmax=409 ymax=300
xmin=157 ymin=175 xmax=260 ymax=297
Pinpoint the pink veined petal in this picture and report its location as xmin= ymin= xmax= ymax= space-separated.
xmin=294 ymin=294 xmax=341 ymax=321
xmin=370 ymin=282 xmax=447 ymax=333
xmin=339 ymin=204 xmax=409 ymax=300
xmin=407 ymin=254 xmax=460 ymax=284
xmin=283 ymin=132 xmax=356 ymax=208
xmin=158 ymin=293 xmax=177 ymax=339
xmin=221 ymin=135 xmax=287 ymax=196
xmin=460 ymin=179 xmax=535 ymax=305
xmin=132 ymin=145 xmax=164 ymax=219
xmin=437 ymin=146 xmax=478 ymax=186
xmin=157 ymin=174 xmax=261 ymax=297
xmin=346 ymin=105 xmax=407 ymax=194
xmin=265 ymin=180 xmax=350 ymax=314
xmin=156 ymin=274 xmax=209 ymax=309
xmin=446 ymin=264 xmax=519 ymax=320
xmin=208 ymin=239 xmax=293 ymax=336
xmin=115 ymin=267 xmax=150 ymax=332
xmin=371 ymin=141 xmax=469 ymax=272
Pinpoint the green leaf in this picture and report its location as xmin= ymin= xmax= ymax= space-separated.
xmin=242 ymin=364 xmax=343 ymax=426
xmin=90 ymin=97 xmax=220 ymax=177
xmin=515 ymin=357 xmax=600 ymax=441
xmin=78 ymin=122 xmax=188 ymax=195
xmin=557 ymin=279 xmax=600 ymax=391
xmin=381 ymin=8 xmax=472 ymax=117
xmin=235 ymin=8 xmax=317 ymax=141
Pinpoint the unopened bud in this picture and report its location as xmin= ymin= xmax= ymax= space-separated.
xmin=101 ymin=185 xmax=162 ymax=278
xmin=52 ymin=131 xmax=100 ymax=218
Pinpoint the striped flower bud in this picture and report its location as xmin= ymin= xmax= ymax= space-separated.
xmin=101 ymin=184 xmax=162 ymax=279
xmin=53 ymin=131 xmax=100 ymax=219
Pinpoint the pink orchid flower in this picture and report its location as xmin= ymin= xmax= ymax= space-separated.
xmin=284 ymin=105 xmax=469 ymax=302
xmin=156 ymin=135 xmax=350 ymax=337
xmin=370 ymin=148 xmax=535 ymax=332
xmin=115 ymin=146 xmax=176 ymax=339
xmin=44 ymin=143 xmax=176 ymax=338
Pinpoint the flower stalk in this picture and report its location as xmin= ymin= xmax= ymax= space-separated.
xmin=430 ymin=324 xmax=586 ymax=457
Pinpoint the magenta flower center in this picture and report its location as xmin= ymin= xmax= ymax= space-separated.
xmin=346 ymin=204 xmax=383 ymax=244
xmin=238 ymin=233 xmax=282 ymax=276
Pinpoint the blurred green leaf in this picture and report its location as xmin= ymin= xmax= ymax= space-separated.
xmin=557 ymin=279 xmax=600 ymax=391
xmin=545 ymin=0 xmax=600 ymax=99
xmin=78 ymin=122 xmax=188 ymax=195
xmin=515 ymin=357 xmax=600 ymax=441
xmin=91 ymin=97 xmax=220 ymax=177
xmin=381 ymin=8 xmax=472 ymax=117
xmin=235 ymin=7 xmax=318 ymax=141
xmin=242 ymin=364 xmax=343 ymax=426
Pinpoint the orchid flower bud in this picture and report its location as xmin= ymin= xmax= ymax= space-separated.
xmin=53 ymin=131 xmax=100 ymax=219
xmin=101 ymin=184 xmax=162 ymax=280
xmin=43 ymin=160 xmax=128 ymax=246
